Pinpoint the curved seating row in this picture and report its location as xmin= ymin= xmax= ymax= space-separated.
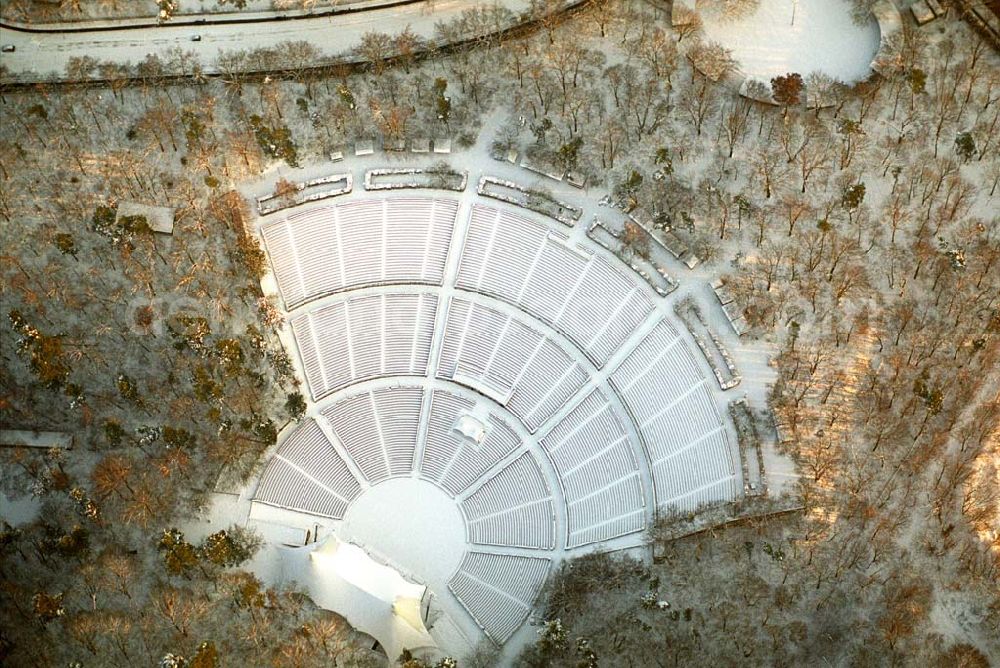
xmin=254 ymin=387 xmax=558 ymax=552
xmin=459 ymin=452 xmax=556 ymax=550
xmin=438 ymin=297 xmax=588 ymax=431
xmin=610 ymin=321 xmax=740 ymax=509
xmin=263 ymin=197 xmax=459 ymax=309
xmin=291 ymin=293 xmax=438 ymax=400
xmin=540 ymin=389 xmax=647 ymax=547
xmin=254 ymin=419 xmax=362 ymax=519
xmin=455 ymin=204 xmax=654 ymax=368
xmin=322 ymin=387 xmax=423 ymax=485
xmin=419 ymin=389 xmax=522 ymax=497
xmin=448 ymin=551 xmax=550 ymax=643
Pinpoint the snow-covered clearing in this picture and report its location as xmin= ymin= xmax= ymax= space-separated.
xmin=0 ymin=490 xmax=42 ymax=527
xmin=699 ymin=0 xmax=881 ymax=83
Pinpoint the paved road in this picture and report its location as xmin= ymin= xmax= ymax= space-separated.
xmin=0 ymin=0 xmax=423 ymax=31
xmin=0 ymin=0 xmax=530 ymax=83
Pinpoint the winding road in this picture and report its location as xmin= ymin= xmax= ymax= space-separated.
xmin=0 ymin=0 xmax=532 ymax=84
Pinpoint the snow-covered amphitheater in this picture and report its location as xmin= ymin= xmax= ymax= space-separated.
xmin=248 ymin=191 xmax=744 ymax=656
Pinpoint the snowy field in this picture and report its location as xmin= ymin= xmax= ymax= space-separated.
xmin=699 ymin=0 xmax=881 ymax=83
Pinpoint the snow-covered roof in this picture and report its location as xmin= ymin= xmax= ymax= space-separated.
xmin=281 ymin=536 xmax=438 ymax=660
xmin=454 ymin=414 xmax=487 ymax=445
xmin=355 ymin=140 xmax=375 ymax=156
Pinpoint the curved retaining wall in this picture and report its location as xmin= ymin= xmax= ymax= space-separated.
xmin=869 ymin=0 xmax=904 ymax=77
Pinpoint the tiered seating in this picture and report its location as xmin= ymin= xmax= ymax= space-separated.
xmin=610 ymin=321 xmax=740 ymax=509
xmin=448 ymin=551 xmax=550 ymax=643
xmin=262 ymin=197 xmax=459 ymax=309
xmin=438 ymin=298 xmax=589 ymax=431
xmin=457 ymin=205 xmax=547 ymax=304
xmin=460 ymin=452 xmax=555 ymax=550
xmin=633 ymin=384 xmax=725 ymax=459
xmin=612 ymin=319 xmax=701 ymax=400
xmin=321 ymin=387 xmax=422 ymax=485
xmin=438 ymin=298 xmax=515 ymax=398
xmin=558 ymin=257 xmax=655 ymax=363
xmin=649 ymin=428 xmax=740 ymax=511
xmin=254 ymin=458 xmax=347 ymax=518
xmin=253 ymin=419 xmax=362 ymax=518
xmin=420 ymin=390 xmax=523 ymax=497
xmin=540 ymin=390 xmax=646 ymax=547
xmin=456 ymin=204 xmax=654 ymax=367
xmin=291 ymin=293 xmax=437 ymax=400
xmin=254 ymin=191 xmax=749 ymax=647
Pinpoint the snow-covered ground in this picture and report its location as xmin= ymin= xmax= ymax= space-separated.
xmin=339 ymin=478 xmax=467 ymax=587
xmin=699 ymin=0 xmax=881 ymax=83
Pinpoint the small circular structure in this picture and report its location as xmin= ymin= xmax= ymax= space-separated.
xmin=698 ymin=0 xmax=881 ymax=84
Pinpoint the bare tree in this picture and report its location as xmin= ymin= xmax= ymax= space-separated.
xmin=680 ymin=72 xmax=719 ymax=137
xmin=721 ymin=98 xmax=752 ymax=157
xmin=687 ymin=40 xmax=735 ymax=82
xmin=672 ymin=6 xmax=703 ymax=43
xmin=355 ymin=31 xmax=393 ymax=75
